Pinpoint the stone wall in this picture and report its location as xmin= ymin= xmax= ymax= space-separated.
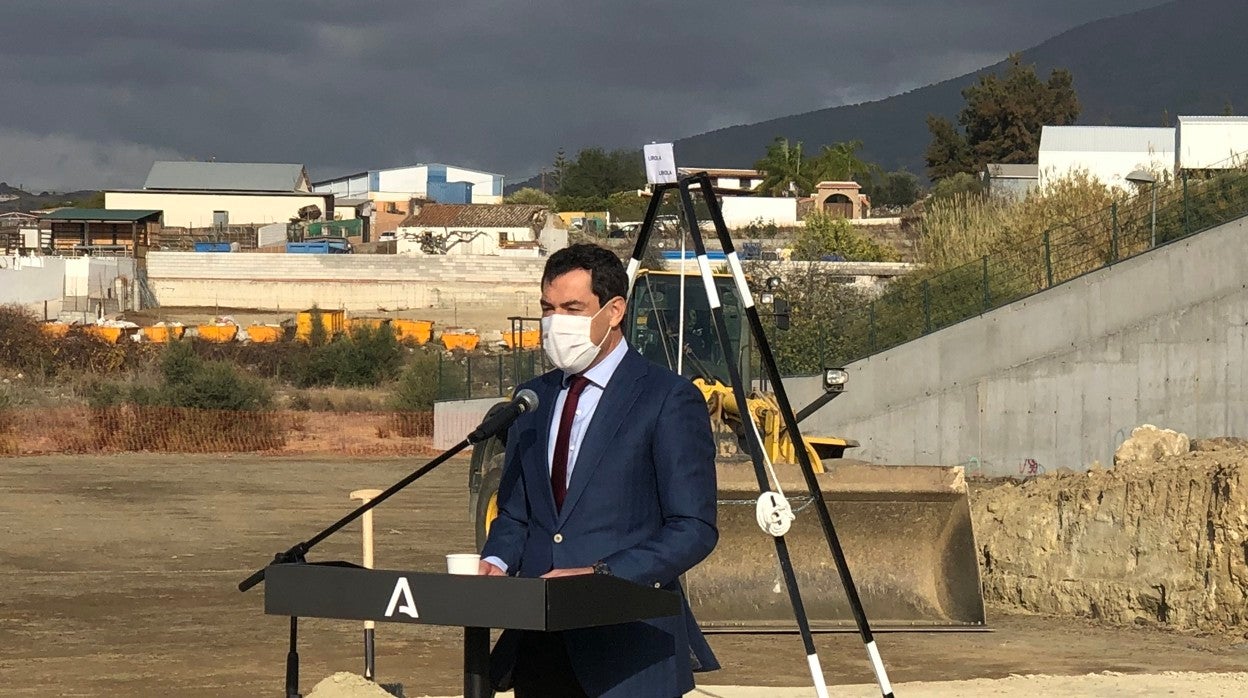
xmin=144 ymin=252 xmax=545 ymax=312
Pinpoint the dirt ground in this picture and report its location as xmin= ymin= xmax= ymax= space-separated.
xmin=3 ymin=454 xmax=1248 ymax=698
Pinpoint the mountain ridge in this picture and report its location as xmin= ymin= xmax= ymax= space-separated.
xmin=671 ymin=0 xmax=1247 ymax=178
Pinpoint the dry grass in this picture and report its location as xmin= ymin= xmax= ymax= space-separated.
xmin=919 ymin=170 xmax=1121 ymax=272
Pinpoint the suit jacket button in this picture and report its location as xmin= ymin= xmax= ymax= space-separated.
xmin=553 ymin=533 xmax=564 ymax=543
xmin=653 ymin=582 xmax=661 ymax=588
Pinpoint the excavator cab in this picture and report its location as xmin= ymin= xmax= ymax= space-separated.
xmin=627 ymin=268 xmax=745 ymax=386
xmin=468 ymin=268 xmax=986 ymax=631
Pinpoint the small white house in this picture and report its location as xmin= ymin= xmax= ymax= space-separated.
xmin=718 ymin=196 xmax=798 ymax=227
xmin=395 ymin=203 xmax=565 ymax=256
xmin=676 ymin=167 xmax=764 ymax=193
xmin=1038 ymin=126 xmax=1175 ymax=189
xmin=313 ymin=163 xmax=504 ymax=205
xmin=1177 ymin=115 xmax=1248 ymax=170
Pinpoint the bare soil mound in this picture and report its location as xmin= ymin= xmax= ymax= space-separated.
xmin=307 ymin=672 xmax=399 ymax=698
xmin=974 ymin=426 xmax=1248 ymax=631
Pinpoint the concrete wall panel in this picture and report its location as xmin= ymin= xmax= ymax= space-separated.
xmin=787 ymin=216 xmax=1248 ymax=476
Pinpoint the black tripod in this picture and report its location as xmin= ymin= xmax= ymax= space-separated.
xmin=628 ymin=174 xmax=895 ymax=697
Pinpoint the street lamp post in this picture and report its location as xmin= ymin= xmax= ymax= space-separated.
xmin=1126 ymin=169 xmax=1158 ymax=247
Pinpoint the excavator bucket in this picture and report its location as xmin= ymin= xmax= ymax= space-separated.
xmin=684 ymin=461 xmax=986 ymax=632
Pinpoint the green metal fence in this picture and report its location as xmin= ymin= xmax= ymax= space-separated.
xmin=306 ymin=219 xmax=363 ymax=238
xmin=436 ymin=349 xmax=549 ymax=401
xmin=820 ymin=168 xmax=1248 ymax=368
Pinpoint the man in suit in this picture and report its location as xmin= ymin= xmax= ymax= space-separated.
xmin=480 ymin=243 xmax=720 ymax=697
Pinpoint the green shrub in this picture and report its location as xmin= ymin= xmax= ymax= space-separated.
xmin=115 ymin=340 xmax=276 ymax=411
xmin=298 ymin=324 xmax=403 ymax=388
xmin=394 ymin=351 xmax=440 ymax=411
xmin=0 ymin=305 xmax=55 ymax=376
xmin=165 ymin=360 xmax=272 ymax=411
xmin=307 ymin=305 xmax=329 ymax=347
xmin=793 ymin=212 xmax=897 ymax=262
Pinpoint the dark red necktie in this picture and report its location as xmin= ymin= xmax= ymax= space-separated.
xmin=550 ymin=375 xmax=591 ymax=512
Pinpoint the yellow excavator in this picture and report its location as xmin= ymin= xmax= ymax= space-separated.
xmin=468 ymin=269 xmax=985 ymax=630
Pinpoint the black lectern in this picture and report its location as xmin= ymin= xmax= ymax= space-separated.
xmin=263 ymin=562 xmax=681 ymax=697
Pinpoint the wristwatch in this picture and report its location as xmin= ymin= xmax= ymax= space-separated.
xmin=592 ymin=560 xmax=612 ymax=576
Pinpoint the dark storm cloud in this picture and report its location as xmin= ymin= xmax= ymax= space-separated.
xmin=0 ymin=0 xmax=1168 ymax=191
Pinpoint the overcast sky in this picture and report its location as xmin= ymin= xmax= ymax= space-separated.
xmin=0 ymin=0 xmax=1169 ymax=192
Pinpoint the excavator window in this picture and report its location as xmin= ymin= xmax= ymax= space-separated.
xmin=627 ymin=272 xmax=744 ymax=384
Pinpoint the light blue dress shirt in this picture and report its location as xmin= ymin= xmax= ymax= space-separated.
xmin=483 ymin=339 xmax=631 ymax=574
xmin=546 ymin=338 xmax=629 ymax=488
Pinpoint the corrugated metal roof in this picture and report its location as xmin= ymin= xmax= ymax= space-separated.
xmin=311 ymin=170 xmax=368 ymax=187
xmin=398 ymin=204 xmax=547 ymax=229
xmin=41 ymin=208 xmax=161 ymax=222
xmin=985 ymin=163 xmax=1039 ymax=178
xmin=1178 ymin=115 xmax=1248 ymax=124
xmin=144 ymin=161 xmax=308 ymax=192
xmin=419 ymin=163 xmax=503 ymax=178
xmin=1039 ymin=126 xmax=1175 ymax=153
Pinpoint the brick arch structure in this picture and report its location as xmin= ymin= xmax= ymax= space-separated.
xmin=813 ymin=181 xmax=868 ymax=219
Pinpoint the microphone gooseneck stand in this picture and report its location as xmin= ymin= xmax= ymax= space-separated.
xmin=238 ymin=390 xmax=538 ymax=698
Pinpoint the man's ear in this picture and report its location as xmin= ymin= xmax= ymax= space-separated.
xmin=608 ymin=295 xmax=627 ymax=329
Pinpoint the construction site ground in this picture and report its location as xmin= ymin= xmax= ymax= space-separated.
xmin=3 ymin=454 xmax=1247 ymax=697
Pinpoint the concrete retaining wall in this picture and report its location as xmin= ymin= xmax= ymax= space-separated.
xmin=1 ymin=256 xmax=65 ymax=304
xmin=145 ymin=252 xmax=545 ymax=312
xmin=795 ymin=215 xmax=1248 ymax=476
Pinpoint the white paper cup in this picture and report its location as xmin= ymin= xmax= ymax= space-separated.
xmin=446 ymin=553 xmax=481 ymax=575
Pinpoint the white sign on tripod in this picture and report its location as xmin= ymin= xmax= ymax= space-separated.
xmin=644 ymin=143 xmax=678 ymax=184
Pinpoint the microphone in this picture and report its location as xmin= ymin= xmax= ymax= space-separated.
xmin=468 ymin=389 xmax=539 ymax=444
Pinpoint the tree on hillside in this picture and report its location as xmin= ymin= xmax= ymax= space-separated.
xmin=504 ymin=187 xmax=556 ymax=207
xmin=555 ymin=148 xmax=645 ymax=211
xmin=868 ymin=170 xmax=922 ymax=208
xmin=605 ymin=191 xmax=649 ymax=221
xmin=808 ymin=140 xmax=877 ymax=185
xmin=754 ymin=137 xmax=813 ymax=197
xmin=550 ymin=148 xmax=570 ymax=192
xmin=926 ymin=54 xmax=1080 ymax=181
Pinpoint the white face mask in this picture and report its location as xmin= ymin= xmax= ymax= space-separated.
xmin=541 ymin=304 xmax=611 ymax=375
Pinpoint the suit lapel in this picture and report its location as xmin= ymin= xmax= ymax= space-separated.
xmin=527 ymin=371 xmax=562 ymax=519
xmin=557 ymin=349 xmax=648 ymax=526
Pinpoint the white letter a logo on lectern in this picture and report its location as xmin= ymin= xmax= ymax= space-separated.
xmin=384 ymin=577 xmax=419 ymax=618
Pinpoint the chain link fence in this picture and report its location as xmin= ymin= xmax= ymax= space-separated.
xmin=436 ymin=349 xmax=549 ymax=401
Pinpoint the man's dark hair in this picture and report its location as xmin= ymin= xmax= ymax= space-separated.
xmin=542 ymin=243 xmax=628 ymax=306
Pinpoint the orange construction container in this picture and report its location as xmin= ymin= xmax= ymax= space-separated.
xmin=502 ymin=328 xmax=541 ymax=350
xmin=40 ymin=322 xmax=71 ymax=338
xmin=350 ymin=317 xmax=390 ymax=332
xmin=141 ymin=325 xmax=185 ymax=343
xmin=85 ymin=325 xmax=125 ymax=343
xmin=296 ymin=308 xmax=346 ymax=342
xmin=393 ymin=319 xmax=434 ymax=345
xmin=246 ymin=325 xmax=283 ymax=343
xmin=440 ymin=331 xmax=479 ymax=352
xmin=197 ymin=324 xmax=239 ymax=343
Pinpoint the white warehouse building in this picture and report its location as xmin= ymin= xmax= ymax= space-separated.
xmin=106 ymin=161 xmax=335 ymax=228
xmin=313 ymin=163 xmax=504 ymax=205
xmin=1177 ymin=115 xmax=1248 ymax=170
xmin=1038 ymin=126 xmax=1175 ymax=189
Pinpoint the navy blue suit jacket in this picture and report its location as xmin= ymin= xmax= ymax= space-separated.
xmin=481 ymin=345 xmax=720 ymax=697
